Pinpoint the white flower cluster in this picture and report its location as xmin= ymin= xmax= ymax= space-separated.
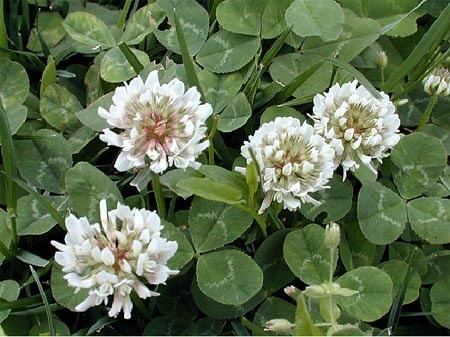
xmin=423 ymin=66 xmax=450 ymax=97
xmin=98 ymin=70 xmax=212 ymax=175
xmin=239 ymin=80 xmax=400 ymax=212
xmin=310 ymin=80 xmax=400 ymax=177
xmin=51 ymin=200 xmax=178 ymax=319
xmin=239 ymin=117 xmax=335 ymax=214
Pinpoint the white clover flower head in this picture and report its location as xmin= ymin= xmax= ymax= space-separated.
xmin=98 ymin=70 xmax=212 ymax=175
xmin=237 ymin=117 xmax=335 ymax=214
xmin=423 ymin=66 xmax=450 ymax=97
xmin=51 ymin=200 xmax=179 ymax=319
xmin=310 ymin=80 xmax=401 ymax=178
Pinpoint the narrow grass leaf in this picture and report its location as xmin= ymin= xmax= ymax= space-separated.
xmin=1 ymin=173 xmax=66 ymax=228
xmin=387 ymin=248 xmax=417 ymax=332
xmin=0 ymin=106 xmax=18 ymax=244
xmin=86 ymin=317 xmax=116 ymax=336
xmin=269 ymin=62 xmax=322 ymax=105
xmin=0 ymin=293 xmax=47 ymax=311
xmin=21 ymin=260 xmax=53 ymax=289
xmin=0 ymin=0 xmax=8 ymax=57
xmin=9 ymin=303 xmax=61 ymax=316
xmin=261 ymin=27 xmax=291 ymax=72
xmin=117 ymin=0 xmax=134 ymax=29
xmin=173 ymin=8 xmax=203 ymax=97
xmin=118 ymin=42 xmax=144 ymax=74
xmin=384 ymin=3 xmax=450 ymax=92
xmin=325 ymin=57 xmax=382 ymax=99
xmin=36 ymin=22 xmax=51 ymax=58
xmin=29 ymin=266 xmax=55 ymax=336
xmin=381 ymin=0 xmax=427 ymax=35
xmin=16 ymin=250 xmax=49 ymax=267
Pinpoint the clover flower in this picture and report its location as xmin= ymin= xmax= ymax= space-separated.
xmin=98 ymin=70 xmax=212 ymax=175
xmin=51 ymin=200 xmax=178 ymax=319
xmin=423 ymin=66 xmax=450 ymax=97
xmin=310 ymin=80 xmax=400 ymax=178
xmin=237 ymin=117 xmax=335 ymax=214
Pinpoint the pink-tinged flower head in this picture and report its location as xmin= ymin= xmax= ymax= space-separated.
xmin=51 ymin=200 xmax=178 ymax=319
xmin=99 ymin=70 xmax=212 ymax=174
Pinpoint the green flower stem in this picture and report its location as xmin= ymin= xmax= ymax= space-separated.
xmin=329 ymin=247 xmax=337 ymax=330
xmin=417 ymin=95 xmax=438 ymax=131
xmin=252 ymin=210 xmax=268 ymax=238
xmin=151 ymin=173 xmax=166 ymax=219
xmin=208 ymin=115 xmax=219 ymax=165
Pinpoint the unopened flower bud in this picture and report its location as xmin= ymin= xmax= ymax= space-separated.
xmin=423 ymin=66 xmax=450 ymax=97
xmin=324 ymin=223 xmax=341 ymax=248
xmin=304 ymin=285 xmax=326 ymax=298
xmin=394 ymin=98 xmax=408 ymax=106
xmin=284 ymin=285 xmax=300 ymax=300
xmin=377 ymin=50 xmax=388 ymax=69
xmin=264 ymin=319 xmax=295 ymax=334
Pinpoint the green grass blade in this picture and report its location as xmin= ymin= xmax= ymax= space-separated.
xmin=279 ymin=94 xmax=315 ymax=107
xmin=17 ymin=250 xmax=49 ymax=267
xmin=0 ymin=0 xmax=8 ymax=57
xmin=86 ymin=317 xmax=116 ymax=336
xmin=0 ymin=172 xmax=66 ymax=228
xmin=118 ymin=42 xmax=144 ymax=74
xmin=231 ymin=319 xmax=250 ymax=336
xmin=173 ymin=8 xmax=203 ymax=97
xmin=0 ymin=47 xmax=46 ymax=70
xmin=387 ymin=247 xmax=418 ymax=332
xmin=29 ymin=266 xmax=55 ymax=336
xmin=384 ymin=3 xmax=450 ymax=92
xmin=117 ymin=0 xmax=134 ymax=29
xmin=242 ymin=58 xmax=259 ymax=97
xmin=21 ymin=0 xmax=30 ymax=37
xmin=40 ymin=56 xmax=56 ymax=97
xmin=209 ymin=0 xmax=223 ymax=22
xmin=324 ymin=57 xmax=382 ymax=99
xmin=21 ymin=259 xmax=53 ymax=289
xmin=36 ymin=11 xmax=51 ymax=58
xmin=10 ymin=303 xmax=61 ymax=316
xmin=0 ymin=293 xmax=47 ymax=311
xmin=0 ymin=239 xmax=13 ymax=261
xmin=268 ymin=62 xmax=322 ymax=105
xmin=0 ymin=105 xmax=18 ymax=246
xmin=381 ymin=0 xmax=426 ymax=34
xmin=261 ymin=27 xmax=291 ymax=73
